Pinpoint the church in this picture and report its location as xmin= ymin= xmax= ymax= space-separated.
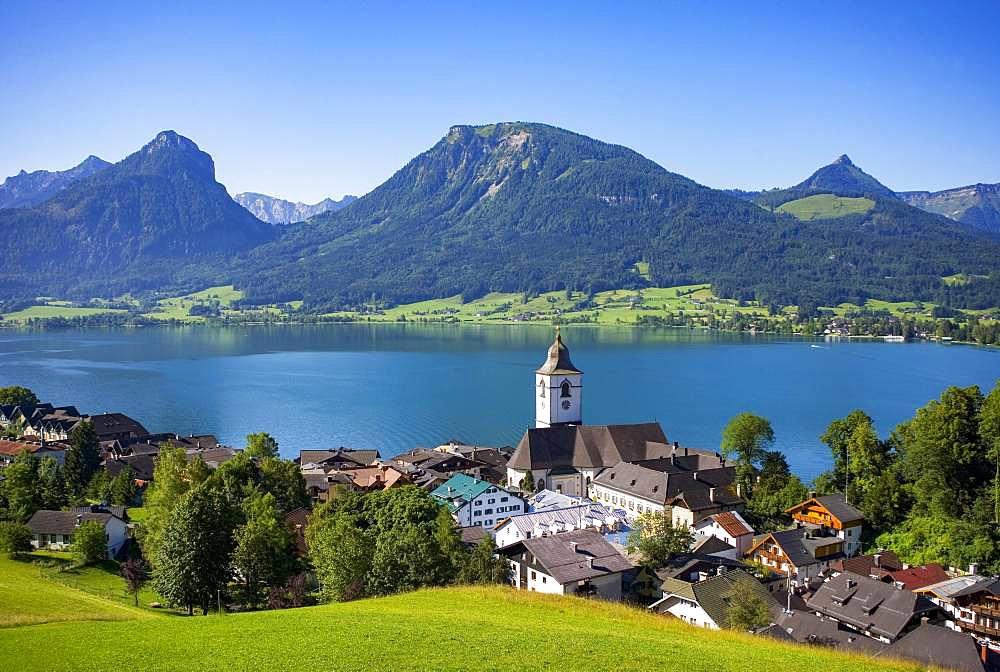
xmin=506 ymin=330 xmax=743 ymax=524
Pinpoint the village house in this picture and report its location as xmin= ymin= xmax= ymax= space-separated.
xmin=492 ymin=503 xmax=629 ymax=549
xmin=26 ymin=506 xmax=128 ymax=557
xmin=650 ymin=568 xmax=780 ymax=629
xmin=526 ymin=489 xmax=594 ymax=512
xmin=499 ymin=528 xmax=634 ymax=600
xmin=692 ymin=510 xmax=755 ymax=556
xmin=805 ymin=571 xmax=939 ymax=643
xmin=430 ymin=473 xmax=526 ymax=530
xmin=786 ymin=493 xmax=864 ymax=557
xmin=832 ymin=551 xmax=950 ymax=591
xmin=0 ymin=438 xmax=70 ymax=466
xmin=298 ymin=448 xmax=381 ymax=470
xmin=589 ymin=454 xmax=741 ymax=526
xmin=916 ymin=574 xmax=1000 ymax=646
xmin=746 ymin=527 xmax=845 ymax=583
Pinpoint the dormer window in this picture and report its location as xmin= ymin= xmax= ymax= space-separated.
xmin=560 ymin=381 xmax=572 ymax=398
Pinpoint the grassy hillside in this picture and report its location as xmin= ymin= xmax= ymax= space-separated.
xmin=0 ymin=554 xmax=151 ymax=628
xmin=776 ymin=194 xmax=875 ymax=221
xmin=0 ymin=579 xmax=921 ymax=672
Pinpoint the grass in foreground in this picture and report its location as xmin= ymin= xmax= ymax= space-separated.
xmin=0 ymin=584 xmax=922 ymax=672
xmin=0 ymin=554 xmax=151 ymax=628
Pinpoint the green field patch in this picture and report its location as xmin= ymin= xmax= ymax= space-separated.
xmin=1 ymin=305 xmax=127 ymax=323
xmin=776 ymin=194 xmax=875 ymax=221
xmin=0 ymin=586 xmax=917 ymax=672
xmin=0 ymin=554 xmax=153 ymax=628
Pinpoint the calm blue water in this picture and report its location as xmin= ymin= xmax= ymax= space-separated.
xmin=0 ymin=324 xmax=997 ymax=480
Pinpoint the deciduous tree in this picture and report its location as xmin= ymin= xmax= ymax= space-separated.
xmin=626 ymin=511 xmax=693 ymax=568
xmin=73 ymin=520 xmax=108 ymax=566
xmin=245 ymin=432 xmax=279 ymax=459
xmin=721 ymin=413 xmax=774 ymax=496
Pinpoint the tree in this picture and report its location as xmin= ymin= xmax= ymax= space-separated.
xmin=64 ymin=421 xmax=101 ymax=498
xmin=73 ymin=520 xmax=108 ymax=566
xmin=726 ymin=581 xmax=771 ymax=630
xmin=3 ymin=450 xmax=39 ymax=521
xmin=207 ymin=451 xmax=260 ymax=506
xmin=721 ymin=413 xmax=774 ymax=496
xmin=120 ymin=558 xmax=149 ymax=606
xmin=37 ymin=456 xmax=67 ymax=510
xmin=458 ymin=536 xmax=510 ymax=585
xmin=980 ymin=380 xmax=1000 ymax=523
xmin=232 ymin=490 xmax=294 ymax=606
xmin=0 ymin=521 xmax=32 ymax=557
xmin=109 ymin=467 xmax=138 ymax=506
xmin=153 ymin=484 xmax=235 ymax=615
xmin=626 ymin=511 xmax=693 ymax=568
xmin=139 ymin=446 xmax=191 ymax=568
xmin=86 ymin=468 xmax=112 ymax=502
xmin=0 ymin=386 xmax=39 ymax=407
xmin=308 ymin=512 xmax=372 ymax=602
xmin=369 ymin=523 xmax=454 ymax=595
xmin=258 ymin=457 xmax=309 ymax=513
xmin=519 ymin=470 xmax=534 ymax=494
xmin=245 ymin=432 xmax=279 ymax=459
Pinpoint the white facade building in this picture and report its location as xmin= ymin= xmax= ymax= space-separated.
xmin=493 ymin=503 xmax=629 ymax=549
xmin=535 ymin=328 xmax=583 ymax=428
xmin=431 ymin=473 xmax=526 ymax=530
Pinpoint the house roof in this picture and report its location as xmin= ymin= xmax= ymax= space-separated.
xmin=459 ymin=526 xmax=488 ymax=546
xmin=888 ymin=564 xmax=950 ymax=591
xmin=494 ymin=504 xmax=626 ymax=545
xmin=805 ymin=572 xmax=936 ymax=641
xmin=508 ymin=423 xmax=670 ymax=471
xmin=691 ymin=535 xmax=735 ymax=556
xmin=0 ymin=439 xmax=69 ymax=457
xmin=833 ymin=551 xmax=903 ymax=577
xmin=527 ymin=489 xmax=593 ymax=512
xmin=657 ymin=569 xmax=780 ymax=629
xmin=698 ymin=510 xmax=753 ymax=538
xmin=284 ymin=507 xmax=311 ymax=555
xmin=299 ymin=448 xmax=380 ymax=468
xmin=85 ymin=413 xmax=149 ymax=438
xmin=500 ymin=528 xmax=633 ymax=584
xmin=536 ymin=330 xmax=582 ymax=375
xmin=752 ymin=528 xmax=844 ymax=568
xmin=776 ymin=610 xmax=889 ymax=656
xmin=787 ymin=494 xmax=863 ymax=526
xmin=27 ymin=510 xmax=116 ymax=536
xmin=70 ymin=504 xmax=126 ymax=521
xmin=654 ymin=553 xmax=744 ymax=582
xmin=592 ymin=459 xmax=739 ymax=511
xmin=889 ymin=623 xmax=986 ymax=672
xmin=916 ymin=575 xmax=1000 ymax=601
xmin=430 ymin=473 xmax=493 ymax=511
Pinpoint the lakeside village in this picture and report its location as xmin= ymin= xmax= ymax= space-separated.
xmin=2 ymin=333 xmax=1000 ymax=672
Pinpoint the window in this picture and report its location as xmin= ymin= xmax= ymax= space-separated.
xmin=485 ymin=520 xmax=492 ymax=526
xmin=537 ymin=479 xmax=545 ymax=491
xmin=541 ymin=576 xmax=547 ymax=584
xmin=474 ymin=510 xmax=482 ymax=517
xmin=500 ymin=497 xmax=508 ymax=502
xmin=560 ymin=381 xmax=572 ymax=398
xmin=485 ymin=509 xmax=493 ymax=515
xmin=531 ymin=571 xmax=536 ymax=580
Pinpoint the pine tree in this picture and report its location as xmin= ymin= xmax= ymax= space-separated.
xmin=64 ymin=421 xmax=101 ymax=498
xmin=37 ymin=456 xmax=67 ymax=510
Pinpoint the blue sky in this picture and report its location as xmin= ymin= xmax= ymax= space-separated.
xmin=2 ymin=1 xmax=998 ymax=202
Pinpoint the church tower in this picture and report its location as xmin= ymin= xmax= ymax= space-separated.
xmin=535 ymin=328 xmax=583 ymax=428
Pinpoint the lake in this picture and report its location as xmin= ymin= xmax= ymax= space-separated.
xmin=1 ymin=324 xmax=998 ymax=480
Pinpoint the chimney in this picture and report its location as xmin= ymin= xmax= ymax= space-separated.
xmin=982 ymin=641 xmax=989 ymax=664
xmin=684 ymin=445 xmax=689 ymax=457
xmin=586 ymin=557 xmax=593 ymax=569
xmin=693 ymin=471 xmax=699 ymax=482
xmin=809 ymin=491 xmax=816 ymax=499
xmin=671 ymin=443 xmax=677 ymax=457
xmin=736 ymin=483 xmax=742 ymax=498
xmin=970 ymin=563 xmax=980 ymax=575
xmin=75 ymin=514 xmax=82 ymax=527
xmin=709 ymin=487 xmax=716 ymax=503
xmin=569 ymin=541 xmax=578 ymax=552
xmin=920 ymin=616 xmax=929 ymax=625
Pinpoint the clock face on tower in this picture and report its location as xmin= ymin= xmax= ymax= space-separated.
xmin=561 ymin=400 xmax=571 ymax=410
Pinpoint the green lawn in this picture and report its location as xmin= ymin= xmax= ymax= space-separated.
xmin=0 ymin=584 xmax=919 ymax=672
xmin=776 ymin=194 xmax=875 ymax=221
xmin=0 ymin=554 xmax=151 ymax=628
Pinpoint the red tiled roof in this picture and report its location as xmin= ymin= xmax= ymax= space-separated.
xmin=711 ymin=511 xmax=753 ymax=538
xmin=0 ymin=440 xmax=68 ymax=457
xmin=889 ymin=564 xmax=950 ymax=591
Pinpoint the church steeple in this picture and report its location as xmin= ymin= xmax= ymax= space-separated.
xmin=535 ymin=328 xmax=583 ymax=428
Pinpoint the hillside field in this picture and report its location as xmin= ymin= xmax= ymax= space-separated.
xmin=775 ymin=194 xmax=875 ymax=221
xmin=0 ymin=553 xmax=924 ymax=672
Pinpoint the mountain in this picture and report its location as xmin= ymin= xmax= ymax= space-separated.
xmin=898 ymin=183 xmax=1000 ymax=235
xmin=235 ymin=123 xmax=1000 ymax=311
xmin=0 ymin=131 xmax=275 ymax=299
xmin=753 ymin=154 xmax=897 ymax=209
xmin=0 ymin=155 xmax=110 ymax=209
xmin=233 ymin=192 xmax=358 ymax=224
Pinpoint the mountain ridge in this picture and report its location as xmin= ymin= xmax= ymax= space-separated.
xmin=0 ymin=155 xmax=111 ymax=209
xmin=233 ymin=192 xmax=358 ymax=224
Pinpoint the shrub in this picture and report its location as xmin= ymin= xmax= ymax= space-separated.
xmin=72 ymin=520 xmax=108 ymax=566
xmin=0 ymin=521 xmax=33 ymax=557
